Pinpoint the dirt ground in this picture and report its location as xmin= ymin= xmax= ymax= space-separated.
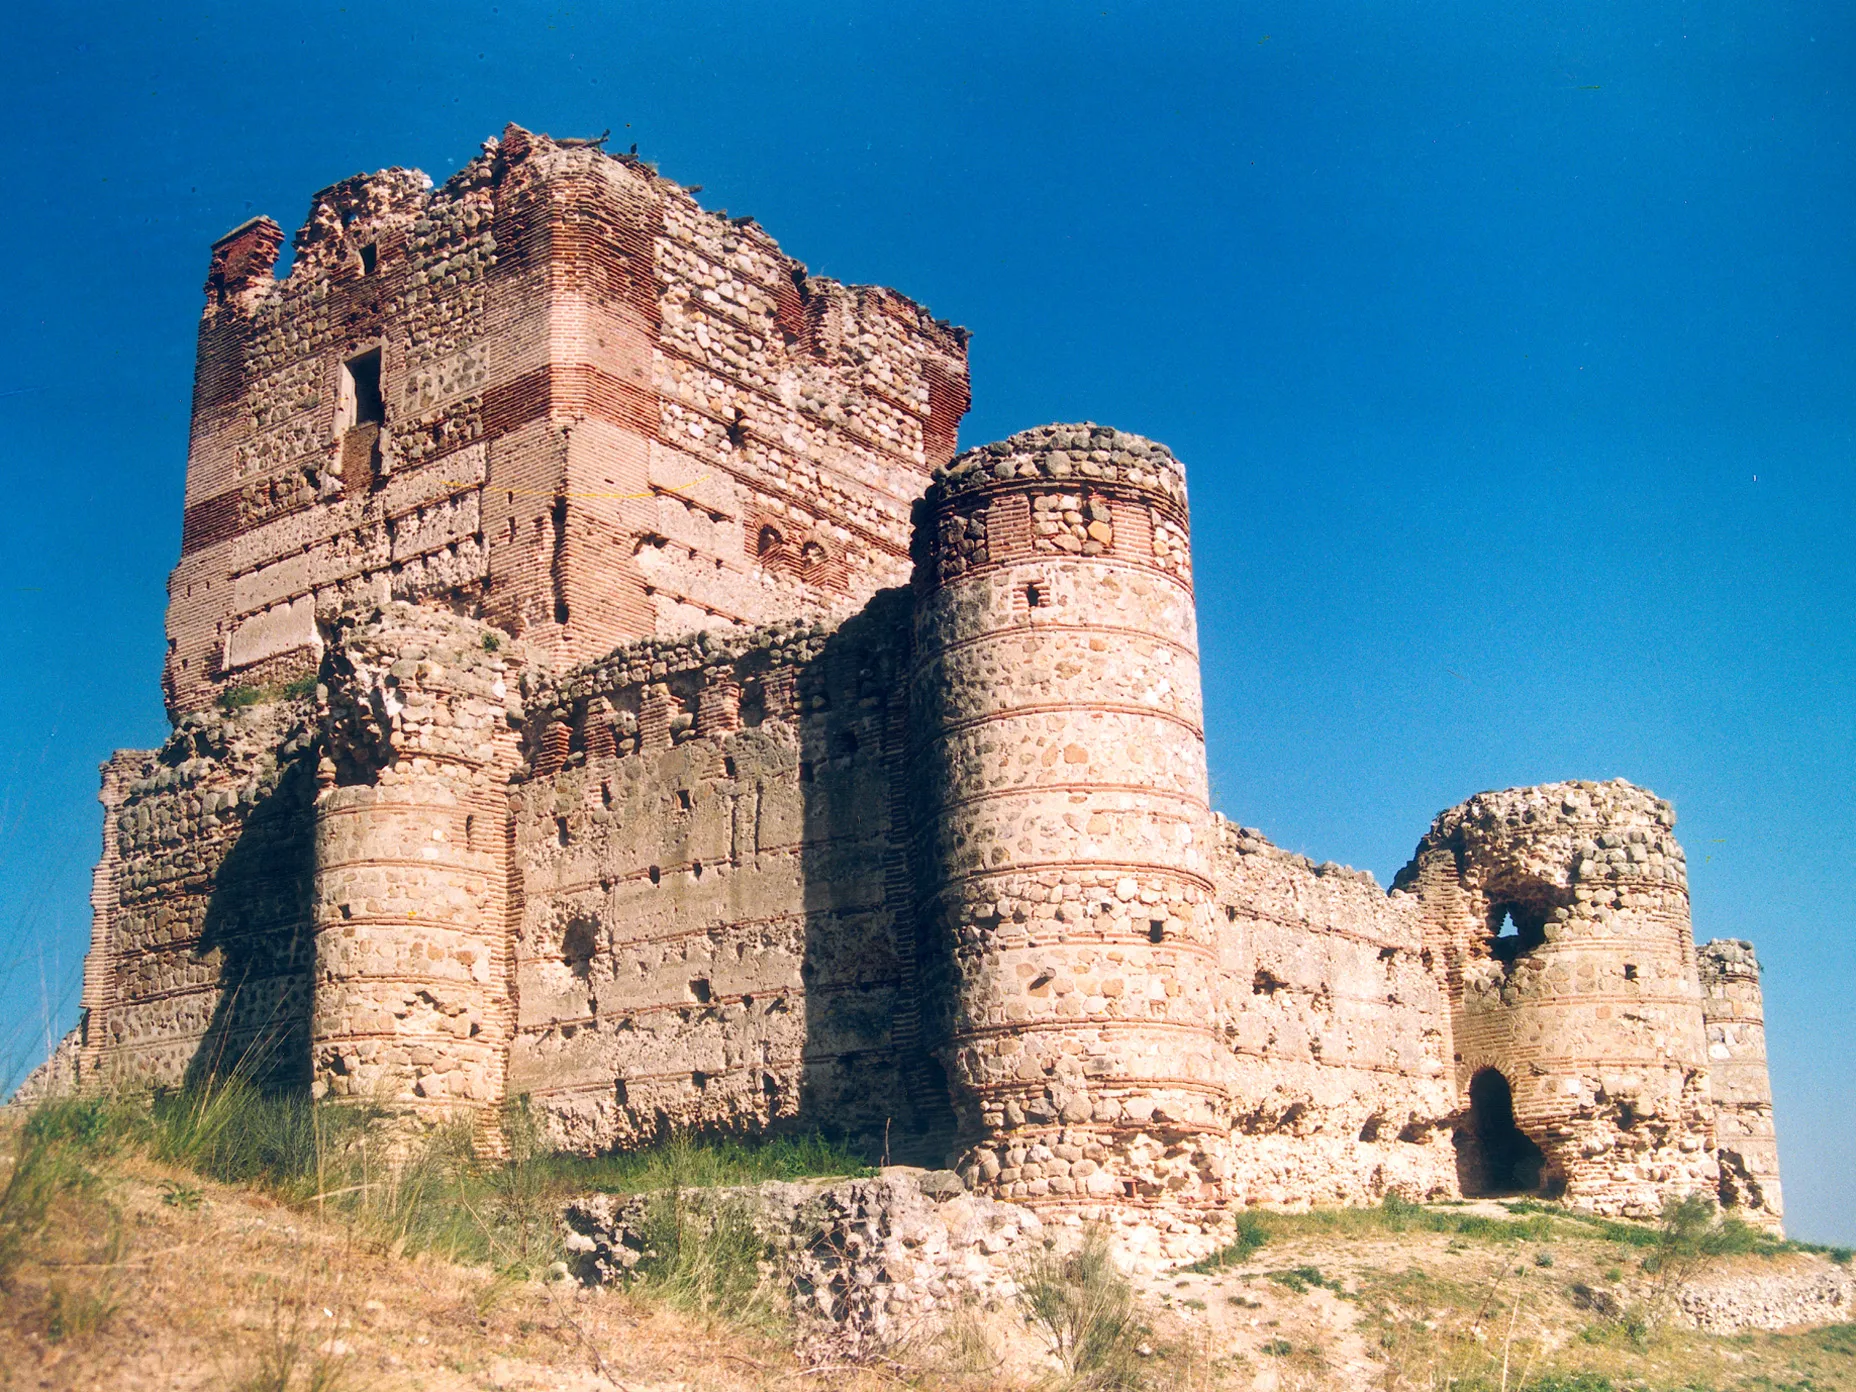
xmin=3 ymin=1160 xmax=1851 ymax=1392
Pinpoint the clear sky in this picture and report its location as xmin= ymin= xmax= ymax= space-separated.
xmin=1 ymin=2 xmax=1848 ymax=1242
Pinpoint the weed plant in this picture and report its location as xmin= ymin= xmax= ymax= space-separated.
xmin=1016 ymin=1225 xmax=1152 ymax=1391
xmin=627 ymin=1189 xmax=776 ymax=1324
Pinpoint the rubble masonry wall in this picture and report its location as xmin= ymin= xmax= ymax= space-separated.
xmin=506 ymin=592 xmax=949 ymax=1156
xmin=78 ymin=705 xmax=320 ymax=1092
xmin=1210 ymin=823 xmax=1459 ymax=1207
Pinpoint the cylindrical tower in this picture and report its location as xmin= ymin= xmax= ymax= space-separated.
xmin=310 ymin=605 xmax=524 ymax=1134
xmin=1698 ymin=939 xmax=1783 ymax=1227
xmin=1396 ymin=780 xmax=1717 ymax=1216
xmin=909 ymin=424 xmax=1230 ymax=1209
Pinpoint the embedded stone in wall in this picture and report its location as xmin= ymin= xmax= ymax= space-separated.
xmin=1211 ymin=817 xmax=1459 ymax=1209
xmin=224 ymin=594 xmax=320 ymax=673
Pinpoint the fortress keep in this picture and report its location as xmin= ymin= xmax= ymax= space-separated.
xmin=42 ymin=127 xmax=1781 ymax=1228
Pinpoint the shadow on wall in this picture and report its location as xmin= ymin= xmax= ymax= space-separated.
xmin=1456 ymin=1067 xmax=1552 ymax=1198
xmin=184 ymin=754 xmax=319 ymax=1093
xmin=796 ymin=591 xmax=957 ymax=1165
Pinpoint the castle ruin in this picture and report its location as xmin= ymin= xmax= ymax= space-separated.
xmin=38 ymin=126 xmax=1783 ymax=1229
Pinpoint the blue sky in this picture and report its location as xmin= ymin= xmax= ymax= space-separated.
xmin=1 ymin=2 xmax=1849 ymax=1241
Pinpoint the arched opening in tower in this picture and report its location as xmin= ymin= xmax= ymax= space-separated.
xmin=1458 ymin=1067 xmax=1547 ymax=1196
xmin=1487 ymin=902 xmax=1548 ymax=965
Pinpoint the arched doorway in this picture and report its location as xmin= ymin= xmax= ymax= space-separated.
xmin=1458 ymin=1067 xmax=1547 ymax=1195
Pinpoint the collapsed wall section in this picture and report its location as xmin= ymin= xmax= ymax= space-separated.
xmin=1394 ymin=780 xmax=1720 ymax=1217
xmin=165 ymin=125 xmax=969 ymax=717
xmin=1211 ymin=823 xmax=1457 ymax=1207
xmin=507 ymin=592 xmax=947 ymax=1156
xmin=1698 ymin=940 xmax=1783 ymax=1226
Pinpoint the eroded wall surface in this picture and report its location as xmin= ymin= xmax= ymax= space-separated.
xmin=1211 ymin=823 xmax=1458 ymax=1207
xmin=79 ymin=705 xmax=319 ymax=1092
xmin=1699 ymin=939 xmax=1783 ymax=1224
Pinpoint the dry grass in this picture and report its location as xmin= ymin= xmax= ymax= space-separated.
xmin=0 ymin=1141 xmax=992 ymax=1391
xmin=3 ymin=1096 xmax=1853 ymax=1391
xmin=1141 ymin=1209 xmax=1856 ymax=1392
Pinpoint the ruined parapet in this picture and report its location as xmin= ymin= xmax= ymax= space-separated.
xmin=1698 ymin=939 xmax=1783 ymax=1226
xmin=1211 ymin=821 xmax=1458 ymax=1207
xmin=310 ymin=604 xmax=526 ymax=1133
xmin=909 ymin=424 xmax=1231 ymax=1209
xmin=1393 ymin=780 xmax=1719 ymax=1216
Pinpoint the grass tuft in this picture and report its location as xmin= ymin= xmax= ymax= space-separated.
xmin=232 ymin=1288 xmax=353 ymax=1392
xmin=628 ymin=1188 xmax=775 ymax=1323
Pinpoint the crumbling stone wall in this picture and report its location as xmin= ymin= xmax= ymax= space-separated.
xmin=1211 ymin=821 xmax=1458 ymax=1208
xmin=1699 ymin=939 xmax=1783 ymax=1224
xmin=164 ymin=125 xmax=969 ymax=718
xmin=1394 ymin=781 xmax=1720 ymax=1216
xmin=77 ymin=703 xmax=320 ymax=1092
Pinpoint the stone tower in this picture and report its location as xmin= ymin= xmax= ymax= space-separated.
xmin=309 ymin=606 xmax=526 ymax=1129
xmin=1699 ymin=940 xmax=1783 ymax=1224
xmin=1395 ymin=781 xmax=1721 ymax=1217
xmin=909 ymin=425 xmax=1232 ymax=1208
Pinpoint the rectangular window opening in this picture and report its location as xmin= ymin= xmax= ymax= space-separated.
xmin=342 ymin=348 xmax=385 ymax=429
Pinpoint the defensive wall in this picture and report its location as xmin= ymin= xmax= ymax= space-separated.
xmin=36 ymin=129 xmax=1783 ymax=1232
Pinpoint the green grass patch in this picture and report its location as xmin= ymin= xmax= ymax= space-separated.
xmin=1264 ymin=1266 xmax=1344 ymax=1296
xmin=216 ymin=674 xmax=318 ymax=713
xmin=1186 ymin=1191 xmax=1824 ymax=1278
xmin=1188 ymin=1194 xmax=1571 ymax=1271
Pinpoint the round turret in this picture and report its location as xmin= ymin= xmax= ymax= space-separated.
xmin=909 ymin=424 xmax=1230 ymax=1208
xmin=310 ymin=606 xmax=525 ymax=1136
xmin=1396 ymin=779 xmax=1716 ymax=1215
